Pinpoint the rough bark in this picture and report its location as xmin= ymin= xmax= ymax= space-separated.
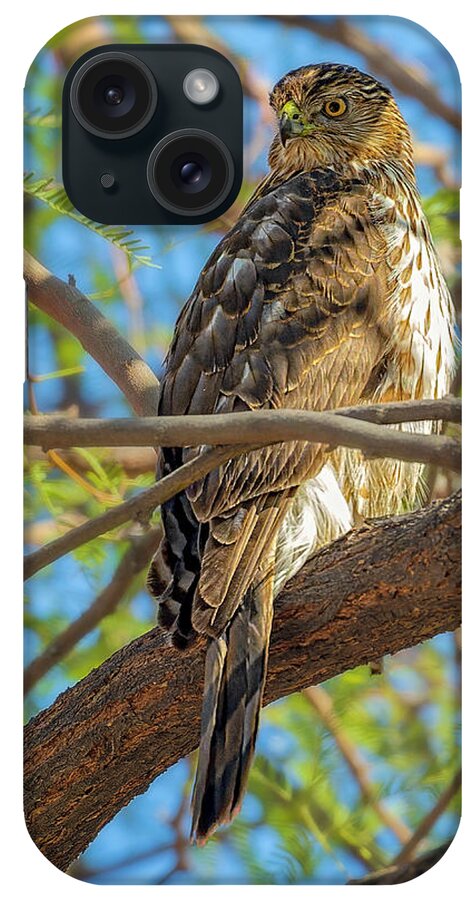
xmin=24 ymin=492 xmax=461 ymax=872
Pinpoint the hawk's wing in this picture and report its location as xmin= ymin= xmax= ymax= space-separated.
xmin=155 ymin=169 xmax=388 ymax=638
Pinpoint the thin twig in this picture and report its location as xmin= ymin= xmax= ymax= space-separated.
xmin=390 ymin=769 xmax=461 ymax=866
xmin=304 ymin=686 xmax=413 ymax=845
xmin=26 ymin=445 xmax=157 ymax=478
xmin=23 ymin=443 xmax=257 ymax=581
xmin=252 ymin=753 xmax=384 ymax=871
xmin=24 ymin=527 xmax=162 ymax=693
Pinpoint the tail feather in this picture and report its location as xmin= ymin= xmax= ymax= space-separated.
xmin=190 ymin=634 xmax=227 ymax=831
xmin=191 ymin=576 xmax=273 ymax=843
xmin=238 ymin=579 xmax=274 ymax=795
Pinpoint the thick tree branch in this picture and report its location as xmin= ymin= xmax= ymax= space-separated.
xmin=271 ymin=16 xmax=461 ymax=131
xmin=24 ymin=251 xmax=160 ymax=416
xmin=24 ymin=492 xmax=461 ymax=871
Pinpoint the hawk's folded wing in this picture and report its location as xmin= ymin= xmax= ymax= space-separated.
xmin=157 ymin=169 xmax=388 ymax=635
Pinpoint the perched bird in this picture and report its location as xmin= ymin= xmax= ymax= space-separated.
xmin=147 ymin=63 xmax=457 ymax=842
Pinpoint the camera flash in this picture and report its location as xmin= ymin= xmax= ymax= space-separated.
xmin=183 ymin=69 xmax=219 ymax=105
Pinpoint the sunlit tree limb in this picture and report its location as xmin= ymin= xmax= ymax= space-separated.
xmin=24 ymin=491 xmax=461 ymax=871
xmin=24 ymin=251 xmax=160 ymax=417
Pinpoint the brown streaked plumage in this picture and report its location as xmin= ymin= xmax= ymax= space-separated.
xmin=147 ymin=63 xmax=456 ymax=842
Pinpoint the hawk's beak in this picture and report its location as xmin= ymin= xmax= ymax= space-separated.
xmin=279 ymin=112 xmax=304 ymax=147
xmin=279 ymin=101 xmax=311 ymax=147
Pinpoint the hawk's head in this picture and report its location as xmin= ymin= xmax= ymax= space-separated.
xmin=268 ymin=63 xmax=413 ymax=177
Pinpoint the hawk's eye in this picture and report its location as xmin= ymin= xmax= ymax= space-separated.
xmin=323 ymin=98 xmax=347 ymax=118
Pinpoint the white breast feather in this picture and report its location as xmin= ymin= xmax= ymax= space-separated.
xmin=274 ymin=465 xmax=352 ymax=596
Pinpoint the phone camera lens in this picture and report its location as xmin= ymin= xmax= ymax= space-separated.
xmin=181 ymin=162 xmax=201 ymax=185
xmin=174 ymin=155 xmax=212 ymax=194
xmin=70 ymin=51 xmax=157 ymax=139
xmin=147 ymin=130 xmax=234 ymax=216
xmin=104 ymin=86 xmax=124 ymax=106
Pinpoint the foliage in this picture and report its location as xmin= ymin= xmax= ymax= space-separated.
xmin=423 ymin=189 xmax=460 ymax=246
xmin=183 ymin=650 xmax=460 ymax=884
xmin=24 ymin=174 xmax=161 ymax=270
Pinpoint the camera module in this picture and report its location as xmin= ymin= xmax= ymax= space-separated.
xmin=147 ymin=129 xmax=234 ymax=216
xmin=70 ymin=51 xmax=158 ymax=139
xmin=63 ymin=44 xmax=243 ymax=223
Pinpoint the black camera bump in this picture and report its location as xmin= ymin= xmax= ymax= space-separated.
xmin=62 ymin=44 xmax=243 ymax=224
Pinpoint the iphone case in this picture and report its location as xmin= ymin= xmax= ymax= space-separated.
xmin=24 ymin=15 xmax=461 ymax=886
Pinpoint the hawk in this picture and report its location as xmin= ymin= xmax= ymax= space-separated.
xmin=147 ymin=63 xmax=457 ymax=842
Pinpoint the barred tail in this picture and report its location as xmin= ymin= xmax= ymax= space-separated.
xmin=191 ymin=578 xmax=273 ymax=843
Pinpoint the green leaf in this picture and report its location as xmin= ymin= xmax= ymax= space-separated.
xmin=423 ymin=189 xmax=460 ymax=245
xmin=24 ymin=173 xmax=162 ymax=269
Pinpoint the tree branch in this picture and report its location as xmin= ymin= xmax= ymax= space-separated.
xmin=24 ymin=251 xmax=160 ymax=416
xmin=23 ymin=400 xmax=461 ymax=581
xmin=23 ymin=397 xmax=461 ymax=450
xmin=304 ymin=686 xmax=413 ymax=845
xmin=270 ymin=16 xmax=461 ymax=131
xmin=24 ymin=491 xmax=461 ymax=871
xmin=24 ymin=527 xmax=162 ymax=694
xmin=391 ymin=769 xmax=461 ymax=867
xmin=348 ymin=840 xmax=453 ymax=884
xmin=23 ymin=443 xmax=258 ymax=580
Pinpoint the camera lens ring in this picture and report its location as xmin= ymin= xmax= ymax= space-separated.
xmin=70 ymin=51 xmax=158 ymax=139
xmin=147 ymin=129 xmax=235 ymax=216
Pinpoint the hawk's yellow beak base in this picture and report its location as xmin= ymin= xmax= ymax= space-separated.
xmin=279 ymin=100 xmax=315 ymax=146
